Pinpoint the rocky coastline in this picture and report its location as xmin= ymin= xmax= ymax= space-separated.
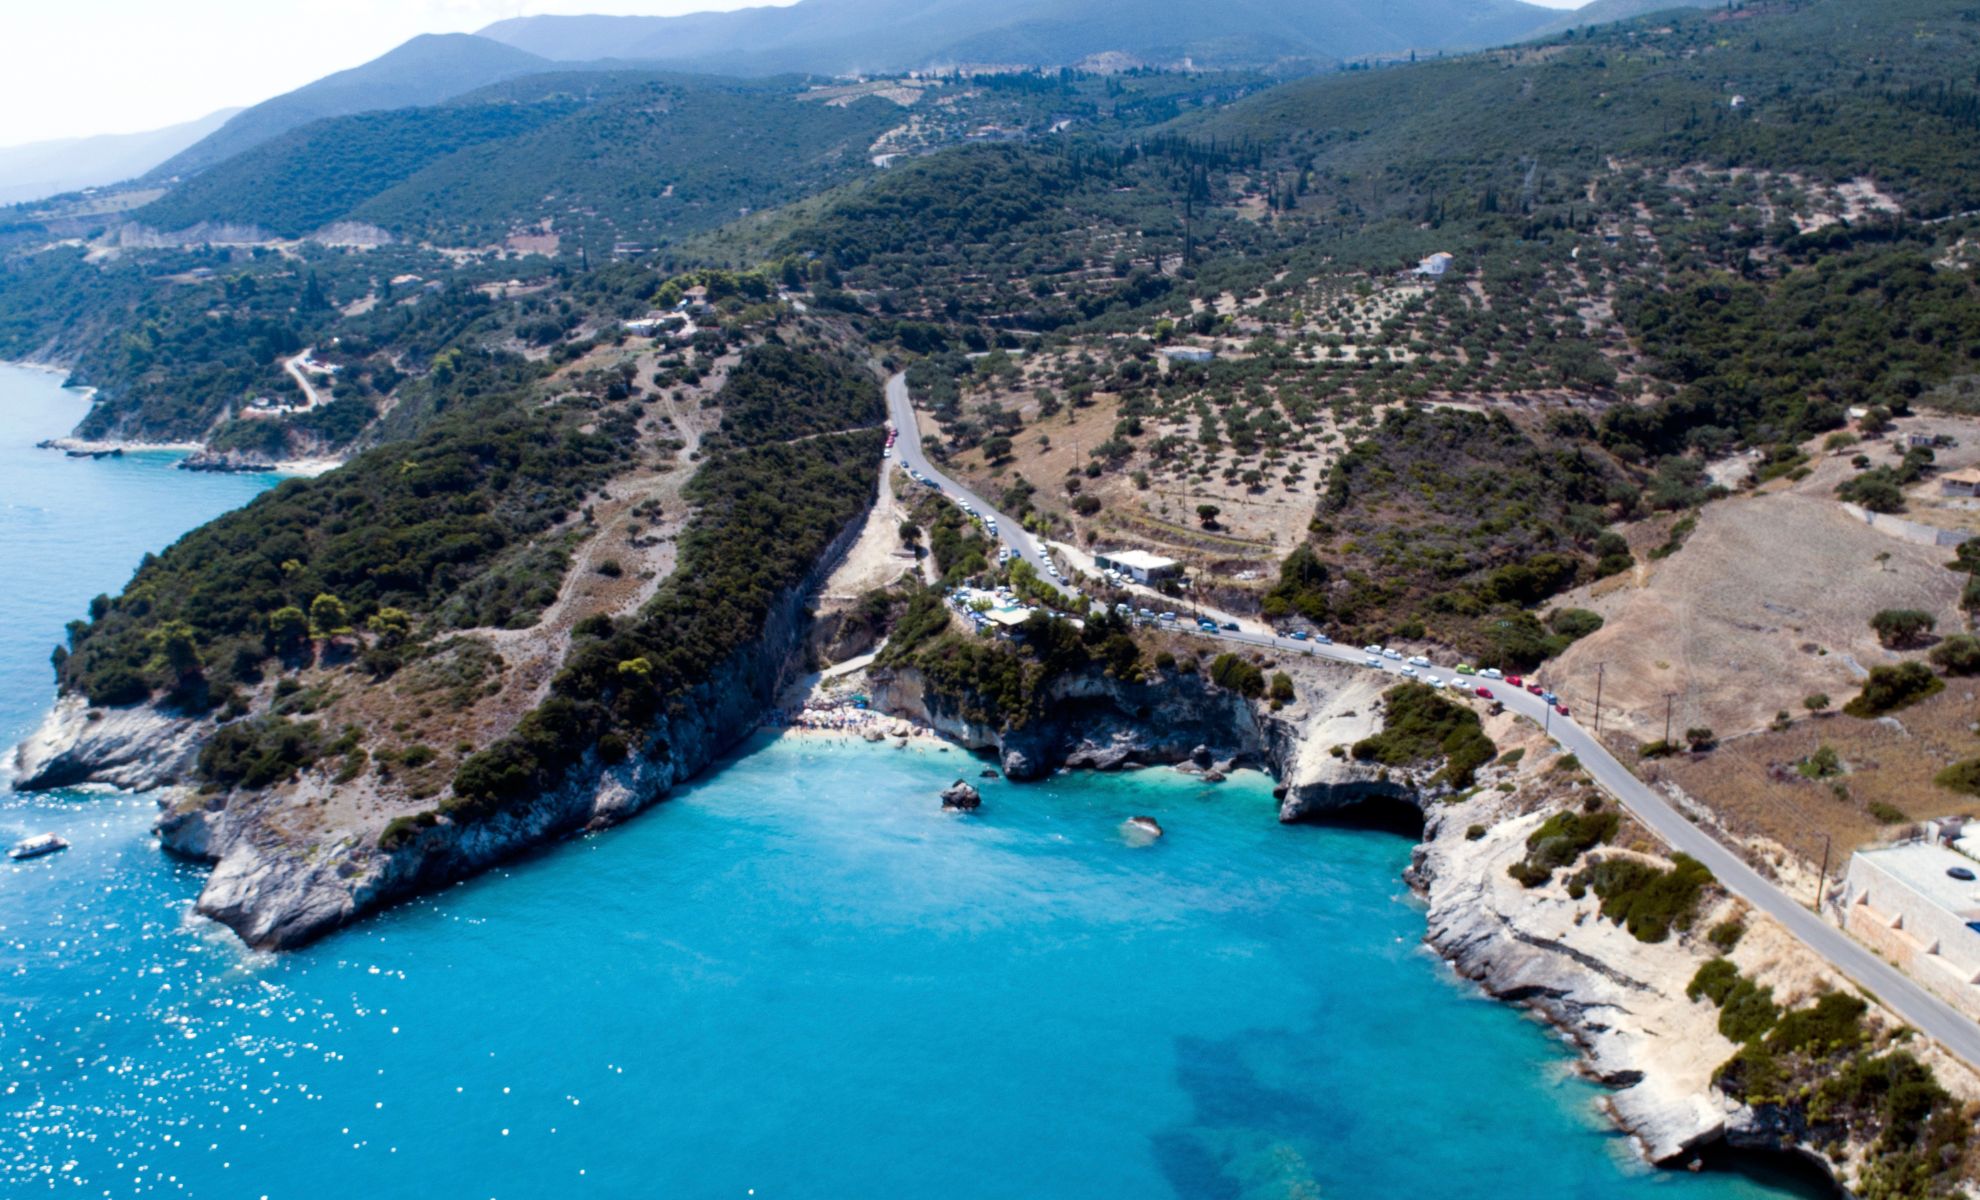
xmin=862 ymin=653 xmax=1926 ymax=1190
xmin=11 ymin=506 xmax=871 ymax=951
xmin=9 ymin=585 xmax=1955 ymax=1190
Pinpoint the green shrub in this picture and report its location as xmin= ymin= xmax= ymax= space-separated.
xmin=1579 ymin=853 xmax=1713 ymax=943
xmin=1868 ymin=800 xmax=1912 ymax=824
xmin=1718 ymin=976 xmax=1782 ymax=1043
xmin=1707 ymin=919 xmax=1746 ymax=952
xmin=1928 ymin=633 xmax=1980 ymax=676
xmin=1353 ymin=682 xmax=1496 ymax=788
xmin=1545 ymin=607 xmax=1604 ymax=641
xmin=1870 ymin=608 xmax=1936 ymax=649
xmin=1506 ymin=808 xmax=1619 ymax=887
xmin=196 ymin=716 xmax=324 ymax=791
xmin=1767 ymin=992 xmax=1867 ymax=1056
xmin=1844 ymin=661 xmax=1943 ymax=717
xmin=1933 ymin=756 xmax=1980 ymax=798
xmin=379 ymin=810 xmax=438 ymax=851
xmin=1210 ymin=653 xmax=1266 ymax=698
xmin=1688 ymin=957 xmax=1740 ymax=1004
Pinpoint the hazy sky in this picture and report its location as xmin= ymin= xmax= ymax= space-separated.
xmin=0 ymin=0 xmax=1584 ymax=149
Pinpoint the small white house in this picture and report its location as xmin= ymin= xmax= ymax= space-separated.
xmin=1160 ymin=346 xmax=1215 ymax=365
xmin=1095 ymin=549 xmax=1181 ymax=584
xmin=1414 ymin=251 xmax=1456 ymax=277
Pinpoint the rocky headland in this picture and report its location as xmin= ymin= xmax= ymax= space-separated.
xmin=11 ymin=503 xmax=870 ymax=951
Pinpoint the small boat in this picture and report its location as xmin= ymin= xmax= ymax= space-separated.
xmin=8 ymin=833 xmax=69 ymax=861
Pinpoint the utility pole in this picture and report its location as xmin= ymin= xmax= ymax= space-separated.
xmin=1663 ymin=692 xmax=1678 ymax=747
xmin=1593 ymin=662 xmax=1606 ymax=735
xmin=1815 ymin=832 xmax=1833 ymax=915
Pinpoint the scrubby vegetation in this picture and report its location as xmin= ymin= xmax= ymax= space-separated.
xmin=1843 ymin=662 xmax=1945 ymax=718
xmin=1507 ymin=804 xmax=1619 ymax=888
xmin=449 ymin=350 xmax=881 ymax=815
xmin=1571 ymin=853 xmax=1713 ymax=944
xmin=1352 ymin=682 xmax=1495 ymax=788
xmin=56 ymin=366 xmax=632 ymax=708
xmin=1695 ymin=961 xmax=1976 ymax=1199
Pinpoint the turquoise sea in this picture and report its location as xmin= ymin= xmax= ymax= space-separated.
xmin=0 ymin=363 xmax=1827 ymax=1198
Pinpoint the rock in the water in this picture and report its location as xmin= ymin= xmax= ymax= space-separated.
xmin=940 ymin=780 xmax=982 ymax=811
xmin=1190 ymin=744 xmax=1213 ymax=767
xmin=1126 ymin=815 xmax=1164 ymax=839
xmin=1202 ymin=769 xmax=1227 ymax=783
xmin=979 ymin=768 xmax=1000 ymax=779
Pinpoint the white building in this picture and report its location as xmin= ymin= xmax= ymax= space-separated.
xmin=1841 ymin=834 xmax=1980 ymax=1020
xmin=1413 ymin=251 xmax=1455 ymax=277
xmin=1094 ymin=549 xmax=1181 ymax=585
xmin=1160 ymin=346 xmax=1215 ymax=365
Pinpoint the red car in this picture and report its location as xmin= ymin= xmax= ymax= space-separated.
xmin=1474 ymin=687 xmax=1495 ymax=701
xmin=1555 ymin=704 xmax=1571 ymax=716
xmin=1526 ymin=683 xmax=1544 ymax=695
xmin=1505 ymin=675 xmax=1523 ymax=688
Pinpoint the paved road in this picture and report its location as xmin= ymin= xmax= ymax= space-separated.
xmin=886 ymin=368 xmax=1980 ymax=1066
xmin=1202 ymin=627 xmax=1980 ymax=1069
xmin=282 ymin=349 xmax=329 ymax=411
xmin=885 ymin=372 xmax=1075 ymax=597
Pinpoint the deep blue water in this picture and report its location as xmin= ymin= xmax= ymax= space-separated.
xmin=0 ymin=363 xmax=1823 ymax=1198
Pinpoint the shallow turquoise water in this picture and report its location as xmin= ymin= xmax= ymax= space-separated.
xmin=0 ymin=364 xmax=1823 ymax=1198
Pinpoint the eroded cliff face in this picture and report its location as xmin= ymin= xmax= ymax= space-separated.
xmin=16 ymin=506 xmax=870 ymax=951
xmin=12 ymin=695 xmax=210 ymax=792
xmin=868 ymin=653 xmax=1398 ymax=816
xmin=1409 ymin=790 xmax=1744 ymax=1166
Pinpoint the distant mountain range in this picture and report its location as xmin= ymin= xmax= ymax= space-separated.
xmin=478 ymin=0 xmax=1562 ymax=75
xmin=146 ymin=34 xmax=554 ymax=182
xmin=0 ymin=109 xmax=240 ymax=206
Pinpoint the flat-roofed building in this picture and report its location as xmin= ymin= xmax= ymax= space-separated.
xmin=1842 ymin=837 xmax=1980 ymax=1019
xmin=1094 ymin=549 xmax=1181 ymax=584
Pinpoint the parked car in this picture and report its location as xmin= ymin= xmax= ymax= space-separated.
xmin=1383 ymin=648 xmax=1402 ymax=660
xmin=1364 ymin=656 xmax=1382 ymax=668
xmin=1222 ymin=622 xmax=1239 ymax=631
xmin=1407 ymin=654 xmax=1430 ymax=667
xmin=1290 ymin=630 xmax=1309 ymax=641
xmin=1455 ymin=664 xmax=1475 ymax=675
xmin=1475 ymin=687 xmax=1495 ymax=701
xmin=1541 ymin=691 xmax=1558 ymax=705
xmin=1363 ymin=644 xmax=1383 ymax=655
xmin=1526 ymin=683 xmax=1544 ymax=695
xmin=1505 ymin=675 xmax=1524 ymax=688
xmin=1555 ymin=704 xmax=1571 ymax=717
xmin=1480 ymin=668 xmax=1504 ymax=681
xmin=1949 ymin=866 xmax=1977 ymax=882
xmin=1314 ymin=634 xmax=1333 ymax=645
xmin=1399 ymin=666 xmax=1417 ymax=678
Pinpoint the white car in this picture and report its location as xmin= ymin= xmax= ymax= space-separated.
xmin=1399 ymin=666 xmax=1417 ymax=678
xmin=1407 ymin=655 xmax=1431 ymax=668
xmin=1363 ymin=644 xmax=1382 ymax=655
xmin=1364 ymin=656 xmax=1382 ymax=668
xmin=1425 ymin=676 xmax=1446 ymax=688
xmin=1314 ymin=634 xmax=1333 ymax=645
xmin=1480 ymin=668 xmax=1504 ymax=681
xmin=1383 ymin=648 xmax=1402 ymax=660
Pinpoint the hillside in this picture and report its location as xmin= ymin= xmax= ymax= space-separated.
xmin=0 ymin=108 xmax=241 ymax=206
xmin=148 ymin=34 xmax=552 ymax=181
xmin=480 ymin=0 xmax=1559 ymax=74
xmin=133 ymin=72 xmax=901 ymax=246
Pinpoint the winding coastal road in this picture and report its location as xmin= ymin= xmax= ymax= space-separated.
xmin=885 ymin=372 xmax=1072 ymax=591
xmin=886 ymin=368 xmax=1980 ymax=1066
xmin=1214 ymin=628 xmax=1980 ymax=1069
